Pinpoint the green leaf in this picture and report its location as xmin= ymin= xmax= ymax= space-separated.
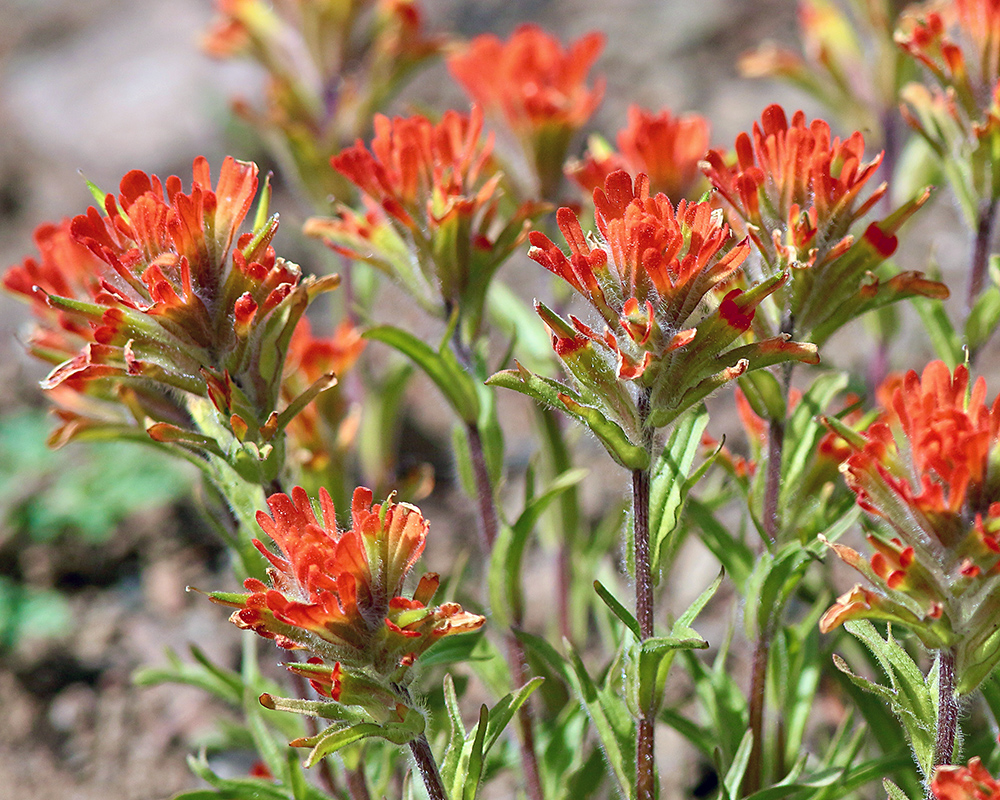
xmin=965 ymin=282 xmax=1000 ymax=356
xmin=686 ymin=497 xmax=754 ymax=590
xmin=721 ymin=729 xmax=754 ymax=800
xmin=488 ymin=469 xmax=587 ymax=627
xmin=593 ymin=580 xmax=641 ymax=639
xmin=913 ymin=297 xmax=962 ymax=369
xmin=365 ymin=325 xmax=480 ymax=422
xmin=649 ymin=405 xmax=712 ymax=575
xmin=884 ymin=778 xmax=915 ymax=800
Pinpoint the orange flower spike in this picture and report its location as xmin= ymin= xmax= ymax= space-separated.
xmin=214 ymin=486 xmax=483 ymax=674
xmin=448 ymin=24 xmax=605 ymax=136
xmin=448 ymin=24 xmax=604 ymax=196
xmin=569 ymin=105 xmax=711 ymax=200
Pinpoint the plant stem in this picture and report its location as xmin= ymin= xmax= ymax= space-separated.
xmin=448 ymin=330 xmax=544 ymax=800
xmin=409 ymin=734 xmax=448 ymax=800
xmin=933 ymin=648 xmax=959 ymax=769
xmin=466 ymin=420 xmax=498 ymax=550
xmin=634 ymin=388 xmax=656 ymax=800
xmin=968 ymin=198 xmax=998 ymax=312
xmin=346 ymin=765 xmax=373 ymax=800
xmin=747 ymin=361 xmax=793 ymax=795
xmin=744 ymin=624 xmax=773 ymax=796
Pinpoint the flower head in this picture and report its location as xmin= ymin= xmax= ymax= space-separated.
xmin=448 ymin=24 xmax=605 ymax=196
xmin=211 ymin=486 xmax=484 ymax=676
xmin=821 ymin=361 xmax=1000 ymax=692
xmin=568 ymin=105 xmax=711 ymax=200
xmin=490 ymin=170 xmax=818 ymax=468
xmin=307 ymin=106 xmax=541 ymax=336
xmin=702 ymin=104 xmax=941 ymax=344
xmin=3 ymin=157 xmax=338 ymax=481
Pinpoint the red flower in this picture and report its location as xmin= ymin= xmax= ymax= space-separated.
xmin=4 ymin=157 xmax=338 ymax=478
xmin=569 ymin=105 xmax=711 ymax=200
xmin=448 ymin=24 xmax=605 ymax=196
xmin=703 ymin=104 xmax=885 ymax=264
xmin=933 ymin=757 xmax=1000 ymax=800
xmin=821 ymin=362 xmax=1000 ymax=690
xmin=490 ymin=169 xmax=817 ymax=469
xmin=448 ymin=24 xmax=604 ymax=137
xmin=310 ymin=107 xmax=540 ymax=335
xmin=212 ymin=486 xmax=484 ymax=675
xmin=702 ymin=104 xmax=940 ymax=343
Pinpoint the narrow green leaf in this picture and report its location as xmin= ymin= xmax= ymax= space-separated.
xmin=722 ymin=729 xmax=755 ymax=800
xmin=913 ymin=297 xmax=962 ymax=369
xmin=593 ymin=580 xmax=641 ymax=638
xmin=462 ymin=705 xmax=490 ymax=800
xmin=365 ymin=325 xmax=480 ymax=422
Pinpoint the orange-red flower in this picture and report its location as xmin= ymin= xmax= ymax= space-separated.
xmin=933 ymin=757 xmax=1000 ymax=800
xmin=211 ymin=486 xmax=484 ymax=675
xmin=3 ymin=157 xmax=338 ymax=480
xmin=308 ymin=106 xmax=540 ymax=335
xmin=490 ymin=170 xmax=818 ymax=468
xmin=568 ymin=105 xmax=711 ymax=200
xmin=702 ymin=104 xmax=940 ymax=344
xmin=448 ymin=24 xmax=605 ymax=196
xmin=821 ymin=361 xmax=1000 ymax=691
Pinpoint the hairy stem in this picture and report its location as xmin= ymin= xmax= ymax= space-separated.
xmin=748 ymin=361 xmax=793 ymax=794
xmin=968 ymin=198 xmax=998 ymax=312
xmin=634 ymin=388 xmax=656 ymax=800
xmin=933 ymin=648 xmax=959 ymax=769
xmin=409 ymin=735 xmax=449 ymax=800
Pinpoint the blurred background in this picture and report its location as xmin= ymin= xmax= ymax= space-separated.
xmin=0 ymin=0 xmax=970 ymax=797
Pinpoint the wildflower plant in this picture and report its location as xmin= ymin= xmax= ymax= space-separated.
xmin=15 ymin=3 xmax=1000 ymax=800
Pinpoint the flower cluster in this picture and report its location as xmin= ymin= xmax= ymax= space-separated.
xmin=448 ymin=24 xmax=605 ymax=197
xmin=702 ymin=104 xmax=943 ymax=344
xmin=306 ymin=106 xmax=541 ymax=337
xmin=821 ymin=361 xmax=1000 ymax=692
xmin=490 ymin=169 xmax=819 ymax=468
xmin=203 ymin=0 xmax=446 ymax=205
xmin=4 ymin=157 xmax=338 ymax=481
xmin=209 ymin=486 xmax=483 ymax=726
xmin=897 ymin=0 xmax=1000 ymax=240
xmin=568 ymin=104 xmax=711 ymax=200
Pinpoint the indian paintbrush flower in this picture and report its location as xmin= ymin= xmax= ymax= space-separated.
xmin=3 ymin=157 xmax=339 ymax=483
xmin=932 ymin=757 xmax=1000 ymax=800
xmin=206 ymin=485 xmax=484 ymax=752
xmin=567 ymin=104 xmax=711 ymax=201
xmin=305 ymin=105 xmax=542 ymax=338
xmin=820 ymin=360 xmax=1000 ymax=693
xmin=447 ymin=23 xmax=606 ymax=198
xmin=489 ymin=169 xmax=820 ymax=469
xmin=702 ymin=104 xmax=944 ymax=345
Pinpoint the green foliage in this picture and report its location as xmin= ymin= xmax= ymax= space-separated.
xmin=0 ymin=409 xmax=193 ymax=543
